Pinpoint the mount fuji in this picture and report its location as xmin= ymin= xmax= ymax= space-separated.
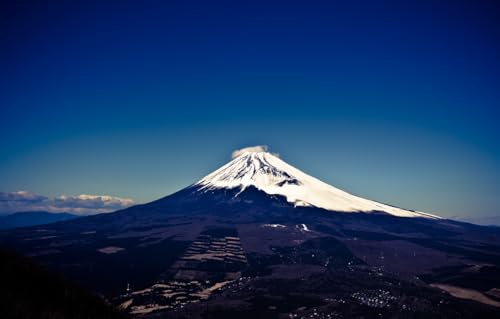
xmin=195 ymin=150 xmax=438 ymax=218
xmin=1 ymin=147 xmax=500 ymax=318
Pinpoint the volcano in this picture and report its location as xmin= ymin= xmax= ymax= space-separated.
xmin=1 ymin=147 xmax=500 ymax=318
xmin=137 ymin=148 xmax=440 ymax=221
xmin=195 ymin=150 xmax=438 ymax=218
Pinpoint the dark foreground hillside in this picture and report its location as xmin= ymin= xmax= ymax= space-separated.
xmin=0 ymin=248 xmax=127 ymax=319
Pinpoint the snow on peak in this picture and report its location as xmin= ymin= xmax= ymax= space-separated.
xmin=195 ymin=150 xmax=440 ymax=219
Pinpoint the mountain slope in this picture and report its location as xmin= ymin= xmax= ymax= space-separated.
xmin=196 ymin=150 xmax=438 ymax=218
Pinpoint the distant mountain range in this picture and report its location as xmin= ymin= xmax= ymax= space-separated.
xmin=457 ymin=216 xmax=500 ymax=227
xmin=0 ymin=211 xmax=79 ymax=229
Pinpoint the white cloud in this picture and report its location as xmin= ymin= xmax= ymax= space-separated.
xmin=0 ymin=191 xmax=136 ymax=215
xmin=231 ymin=145 xmax=269 ymax=159
xmin=0 ymin=191 xmax=48 ymax=203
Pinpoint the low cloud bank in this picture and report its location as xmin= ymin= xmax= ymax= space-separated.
xmin=0 ymin=191 xmax=136 ymax=215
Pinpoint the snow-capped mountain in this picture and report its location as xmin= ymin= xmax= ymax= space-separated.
xmin=4 ymin=148 xmax=499 ymax=319
xmin=195 ymin=150 xmax=439 ymax=219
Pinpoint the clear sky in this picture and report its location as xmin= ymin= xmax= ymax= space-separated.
xmin=1 ymin=0 xmax=499 ymax=219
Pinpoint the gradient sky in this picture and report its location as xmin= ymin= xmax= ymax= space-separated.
xmin=1 ymin=0 xmax=499 ymax=219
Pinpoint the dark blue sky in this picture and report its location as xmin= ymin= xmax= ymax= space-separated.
xmin=1 ymin=0 xmax=499 ymax=219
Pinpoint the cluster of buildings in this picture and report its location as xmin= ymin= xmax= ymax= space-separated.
xmin=287 ymin=307 xmax=342 ymax=319
xmin=351 ymin=289 xmax=396 ymax=308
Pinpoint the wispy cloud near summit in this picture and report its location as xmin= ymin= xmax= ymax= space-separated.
xmin=231 ymin=145 xmax=279 ymax=159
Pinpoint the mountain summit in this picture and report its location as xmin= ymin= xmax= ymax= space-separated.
xmin=195 ymin=149 xmax=438 ymax=219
